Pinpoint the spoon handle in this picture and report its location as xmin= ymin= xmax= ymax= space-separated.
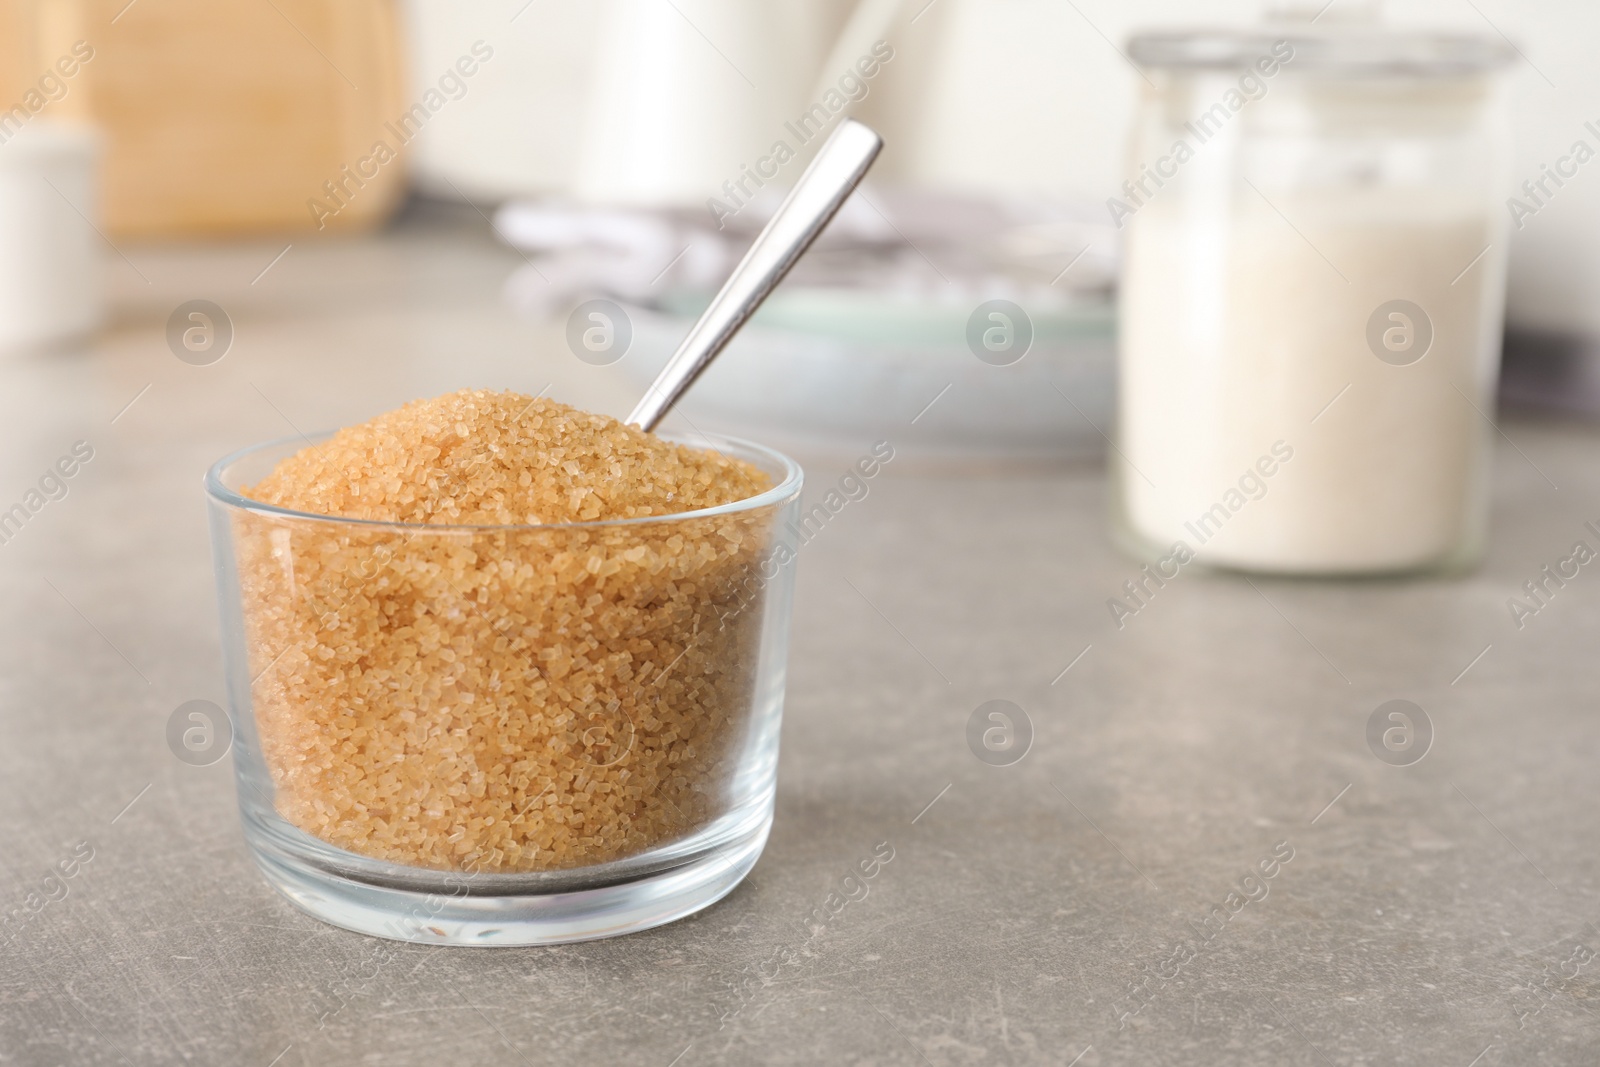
xmin=627 ymin=119 xmax=883 ymax=431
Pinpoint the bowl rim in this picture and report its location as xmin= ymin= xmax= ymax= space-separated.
xmin=204 ymin=428 xmax=804 ymax=532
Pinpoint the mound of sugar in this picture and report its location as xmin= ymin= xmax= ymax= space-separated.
xmin=247 ymin=389 xmax=770 ymax=524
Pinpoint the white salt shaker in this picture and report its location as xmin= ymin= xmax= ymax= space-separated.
xmin=1113 ymin=17 xmax=1514 ymax=574
xmin=0 ymin=120 xmax=103 ymax=352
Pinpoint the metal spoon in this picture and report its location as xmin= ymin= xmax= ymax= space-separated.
xmin=626 ymin=119 xmax=883 ymax=431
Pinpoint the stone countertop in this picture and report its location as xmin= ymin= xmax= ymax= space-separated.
xmin=1 ymin=206 xmax=1597 ymax=1066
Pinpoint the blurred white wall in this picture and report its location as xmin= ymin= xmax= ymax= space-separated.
xmin=402 ymin=0 xmax=1600 ymax=334
xmin=399 ymin=0 xmax=852 ymax=204
xmin=399 ymin=0 xmax=603 ymax=200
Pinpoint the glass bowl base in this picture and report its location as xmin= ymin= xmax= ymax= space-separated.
xmin=247 ymin=816 xmax=771 ymax=947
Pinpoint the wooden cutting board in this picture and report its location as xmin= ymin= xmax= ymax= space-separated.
xmin=2 ymin=0 xmax=408 ymax=235
xmin=0 ymin=0 xmax=39 ymax=106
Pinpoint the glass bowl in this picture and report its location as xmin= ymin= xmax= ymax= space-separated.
xmin=205 ymin=431 xmax=802 ymax=945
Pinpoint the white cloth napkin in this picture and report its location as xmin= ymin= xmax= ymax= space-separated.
xmin=494 ymin=187 xmax=1119 ymax=317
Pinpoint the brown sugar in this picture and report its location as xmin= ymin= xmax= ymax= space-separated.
xmin=232 ymin=390 xmax=777 ymax=873
xmin=247 ymin=389 xmax=770 ymax=525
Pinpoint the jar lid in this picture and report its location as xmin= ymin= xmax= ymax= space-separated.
xmin=0 ymin=119 xmax=101 ymax=166
xmin=1128 ymin=28 xmax=1516 ymax=77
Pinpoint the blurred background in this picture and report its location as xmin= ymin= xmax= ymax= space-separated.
xmin=0 ymin=0 xmax=1594 ymax=458
xmin=10 ymin=4 xmax=1600 ymax=1059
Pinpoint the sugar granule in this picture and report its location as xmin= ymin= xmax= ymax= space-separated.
xmin=232 ymin=390 xmax=777 ymax=872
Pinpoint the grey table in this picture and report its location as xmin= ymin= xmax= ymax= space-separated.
xmin=2 ymin=207 xmax=1597 ymax=1066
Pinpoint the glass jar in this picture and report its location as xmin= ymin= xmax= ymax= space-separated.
xmin=207 ymin=432 xmax=802 ymax=945
xmin=1113 ymin=20 xmax=1515 ymax=574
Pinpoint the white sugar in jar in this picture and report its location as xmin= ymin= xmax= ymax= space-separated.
xmin=1113 ymin=20 xmax=1514 ymax=574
